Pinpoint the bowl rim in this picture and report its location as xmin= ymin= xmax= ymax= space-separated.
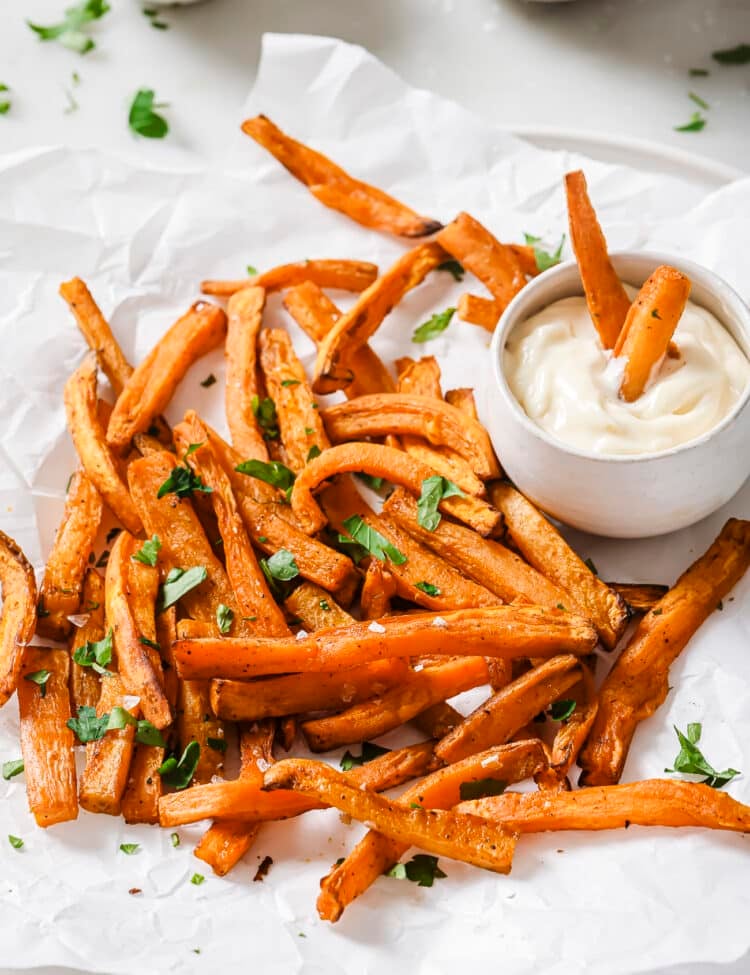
xmin=489 ymin=249 xmax=750 ymax=465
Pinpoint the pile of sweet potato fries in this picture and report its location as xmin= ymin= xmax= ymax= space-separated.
xmin=1 ymin=115 xmax=748 ymax=923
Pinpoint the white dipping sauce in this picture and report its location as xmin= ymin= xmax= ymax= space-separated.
xmin=503 ymin=291 xmax=750 ymax=456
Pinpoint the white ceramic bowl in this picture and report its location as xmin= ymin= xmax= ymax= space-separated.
xmin=486 ymin=251 xmax=750 ymax=538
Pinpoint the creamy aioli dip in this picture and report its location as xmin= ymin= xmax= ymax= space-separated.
xmin=503 ymin=291 xmax=750 ymax=456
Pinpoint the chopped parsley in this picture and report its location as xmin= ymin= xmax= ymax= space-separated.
xmin=132 ymin=534 xmax=161 ymax=566
xmin=280 ymin=378 xmax=300 ymax=387
xmin=235 ymin=458 xmax=295 ymax=492
xmin=0 ymin=84 xmax=11 ymax=115
xmin=523 ymin=232 xmax=566 ymax=272
xmin=712 ymin=44 xmax=750 ymax=65
xmin=412 ymin=307 xmax=455 ymax=344
xmin=2 ymin=759 xmax=24 ymax=780
xmin=549 ymin=699 xmax=576 ymax=721
xmin=436 ymin=259 xmax=465 ymax=281
xmin=73 ymin=629 xmax=113 ymax=674
xmin=157 ymin=448 xmax=211 ymax=499
xmin=675 ymin=111 xmax=706 ymax=133
xmin=8 ymin=834 xmax=23 ymax=850
xmin=688 ymin=91 xmax=710 ymax=110
xmin=306 ymin=445 xmax=322 ymax=462
xmin=216 ymin=603 xmax=234 ymax=635
xmin=261 ymin=549 xmax=300 ymax=584
xmin=139 ymin=636 xmax=160 ymax=652
xmin=170 ymin=832 xmax=180 ymax=848
xmin=251 ymin=395 xmax=279 ymax=440
xmin=67 ymin=705 xmax=110 ymax=743
xmin=24 ymin=669 xmax=51 ymax=698
xmin=128 ymin=89 xmax=169 ymax=139
xmin=28 ymin=0 xmax=110 ymax=54
xmin=120 ymin=843 xmax=140 ymax=855
xmin=338 ymin=515 xmax=406 ymax=565
xmin=247 ymin=264 xmax=258 ymax=276
xmin=142 ymin=7 xmax=168 ymax=29
xmin=158 ymin=741 xmax=201 ymax=790
xmin=340 ymin=741 xmax=390 ymax=770
xmin=665 ymin=722 xmax=740 ymax=789
xmin=386 ymin=854 xmax=446 ymax=887
xmin=458 ymin=778 xmax=507 ymax=801
xmin=415 ymin=581 xmax=441 ymax=597
xmin=689 ymin=67 xmax=710 ymax=77
xmin=190 ymin=872 xmax=205 ymax=886
xmin=416 ymin=475 xmax=464 ymax=532
xmin=319 ymin=598 xmax=331 ymax=611
xmin=207 ymin=737 xmax=227 ymax=753
xmin=157 ymin=566 xmax=208 ymax=612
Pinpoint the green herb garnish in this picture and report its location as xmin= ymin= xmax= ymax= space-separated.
xmin=665 ymin=723 xmax=740 ymax=789
xmin=338 ymin=515 xmax=406 ymax=565
xmin=28 ymin=0 xmax=110 ymax=55
xmin=712 ymin=44 xmax=750 ymax=65
xmin=216 ymin=603 xmax=234 ymax=635
xmin=24 ymin=670 xmax=51 ymax=698
xmin=132 ymin=535 xmax=161 ymax=566
xmin=675 ymin=111 xmax=706 ymax=132
xmin=340 ymin=741 xmax=390 ymax=770
xmin=251 ymin=395 xmax=279 ymax=440
xmin=386 ymin=854 xmax=446 ymax=887
xmin=2 ymin=759 xmax=24 ymax=780
xmin=157 ymin=566 xmax=208 ymax=612
xmin=67 ymin=705 xmax=110 ymax=743
xmin=306 ymin=445 xmax=322 ymax=462
xmin=8 ymin=834 xmax=23 ymax=850
xmin=235 ymin=458 xmax=295 ymax=492
xmin=207 ymin=737 xmax=227 ymax=753
xmin=128 ymin=89 xmax=169 ymax=139
xmin=415 ymin=581 xmax=441 ymax=597
xmin=158 ymin=741 xmax=200 ymax=790
xmin=120 ymin=843 xmax=140 ymax=855
xmin=436 ymin=259 xmax=465 ymax=281
xmin=73 ymin=629 xmax=113 ymax=674
xmin=458 ymin=778 xmax=507 ymax=801
xmin=261 ymin=549 xmax=300 ymax=583
xmin=523 ymin=232 xmax=566 ymax=272
xmin=412 ymin=307 xmax=455 ymax=344
xmin=416 ymin=475 xmax=464 ymax=532
xmin=191 ymin=872 xmax=205 ymax=885
xmin=549 ymin=699 xmax=576 ymax=721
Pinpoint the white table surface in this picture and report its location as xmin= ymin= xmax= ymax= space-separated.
xmin=1 ymin=2 xmax=749 ymax=974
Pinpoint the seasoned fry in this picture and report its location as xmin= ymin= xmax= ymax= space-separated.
xmin=292 ymin=443 xmax=501 ymax=537
xmin=242 ymin=115 xmax=442 ymax=238
xmin=224 ymin=286 xmax=269 ymax=462
xmin=565 ymin=169 xmax=631 ymax=349
xmin=509 ymin=244 xmax=542 ymax=278
xmin=127 ymin=452 xmax=240 ymax=632
xmin=18 ymin=647 xmax=77 ymax=827
xmin=457 ymin=779 xmax=750 ymax=834
xmin=211 ymin=659 xmax=409 ymax=722
xmin=395 ymin=356 xmax=443 ymax=398
xmin=0 ymin=530 xmax=37 ymax=708
xmin=301 ymin=656 xmax=490 ymax=752
xmin=106 ymin=302 xmax=227 ymax=451
xmin=283 ymin=582 xmax=352 ymax=631
xmin=322 ymin=393 xmax=500 ymax=479
xmin=614 ymin=265 xmax=691 ymax=402
xmin=579 ymin=518 xmax=750 ymax=785
xmin=360 ymin=561 xmax=397 ymax=619
xmin=457 ymin=293 xmax=501 ymax=331
xmin=259 ymin=328 xmax=330 ymax=471
xmin=608 ymin=582 xmax=669 ymax=614
xmin=203 ymin=259 xmax=379 ymax=297
xmin=37 ymin=471 xmax=102 ymax=640
xmin=60 ymin=278 xmax=133 ymax=395
xmin=318 ymin=740 xmax=545 ymax=921
xmin=490 ymin=482 xmax=629 ymax=649
xmin=312 ymin=242 xmax=448 ymax=393
xmin=64 ymin=354 xmax=143 ymax=535
xmin=175 ymin=620 xmax=225 ymax=784
xmin=413 ymin=701 xmax=462 ymax=739
xmin=172 ymin=606 xmax=598 ymax=681
xmin=435 ymin=655 xmax=582 ymax=764
xmin=283 ymin=281 xmax=395 ymax=398
xmin=383 ymin=488 xmax=571 ymax=607
xmin=69 ymin=569 xmax=106 ymax=710
xmin=445 ymin=387 xmax=479 ymax=418
xmin=121 ymin=743 xmax=164 ymax=825
xmin=263 ymin=759 xmax=517 ymax=873
xmin=78 ymin=674 xmax=137 ymax=815
xmin=437 ymin=213 xmax=525 ymax=309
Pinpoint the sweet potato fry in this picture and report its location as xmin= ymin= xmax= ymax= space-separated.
xmin=283 ymin=281 xmax=395 ymax=399
xmin=445 ymin=387 xmax=479 ymax=418
xmin=614 ymin=265 xmax=691 ymax=401
xmin=37 ymin=471 xmax=102 ymax=640
xmin=490 ymin=482 xmax=629 ymax=649
xmin=203 ymin=259 xmax=379 ymax=297
xmin=242 ymin=115 xmax=442 ymax=238
xmin=224 ymin=286 xmax=269 ymax=462
xmin=0 ymin=530 xmax=37 ymax=708
xmin=283 ymin=582 xmax=352 ymax=630
xmin=301 ymin=656 xmax=490 ymax=752
xmin=608 ymin=582 xmax=669 ymax=614
xmin=360 ymin=561 xmax=397 ymax=619
xmin=547 ymin=667 xmax=598 ymax=783
xmin=435 ymin=655 xmax=582 ymax=764
xmin=565 ymin=170 xmax=631 ymax=349
xmin=105 ymin=531 xmax=171 ymax=729
xmin=18 ymin=647 xmax=77 ymax=827
xmin=176 ymin=678 xmax=226 ymax=784
xmin=68 ymin=568 xmax=106 ymax=710
xmin=60 ymin=278 xmax=133 ymax=395
xmin=211 ymin=659 xmax=409 ymax=722
xmin=437 ymin=213 xmax=525 ymax=309
xmin=579 ymin=518 xmax=750 ymax=786
xmin=173 ymin=606 xmax=597 ymax=681
xmin=127 ymin=452 xmax=240 ymax=632
xmin=457 ymin=779 xmax=750 ymax=834
xmin=457 ymin=293 xmax=501 ymax=331
xmin=413 ymin=702 xmax=462 ymax=739
xmin=317 ymin=739 xmax=545 ymax=921
xmin=106 ymin=301 xmax=227 ymax=451
xmin=395 ymin=356 xmax=443 ymax=398
xmin=510 ymin=244 xmax=542 ymax=278
xmin=292 ymin=443 xmax=501 ymax=537
xmin=263 ymin=759 xmax=517 ymax=873
xmin=78 ymin=673 xmax=137 ymax=815
xmin=322 ymin=393 xmax=500 ymax=480
xmin=121 ymin=742 xmax=164 ymax=825
xmin=64 ymin=354 xmax=143 ymax=535
xmin=312 ymin=242 xmax=448 ymax=393
xmin=259 ymin=328 xmax=330 ymax=471
xmin=382 ymin=488 xmax=573 ymax=607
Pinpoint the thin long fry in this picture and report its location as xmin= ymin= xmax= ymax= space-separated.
xmin=107 ymin=302 xmax=227 ymax=451
xmin=301 ymin=656 xmax=490 ymax=752
xmin=0 ymin=530 xmax=37 ymax=708
xmin=224 ymin=286 xmax=269 ymax=462
xmin=579 ymin=518 xmax=750 ymax=785
xmin=259 ymin=328 xmax=330 ymax=471
xmin=59 ymin=278 xmax=133 ymax=395
xmin=283 ymin=582 xmax=352 ymax=631
xmin=457 ymin=779 xmax=750 ymax=833
xmin=263 ymin=759 xmax=517 ymax=873
xmin=37 ymin=471 xmax=102 ymax=640
xmin=413 ymin=701 xmax=462 ymax=739
xmin=211 ymin=659 xmax=409 ymax=722
xmin=565 ymin=169 xmax=631 ymax=349
xmin=173 ymin=606 xmax=597 ymax=681
xmin=490 ymin=482 xmax=629 ymax=649
xmin=283 ymin=281 xmax=395 ymax=398
xmin=242 ymin=115 xmax=442 ymax=238
xmin=360 ymin=561 xmax=397 ymax=619
xmin=68 ymin=568 xmax=106 ymax=710
xmin=318 ymin=740 xmax=545 ymax=921
xmin=203 ymin=259 xmax=379 ymax=297
xmin=435 ymin=655 xmax=582 ymax=764
xmin=457 ymin=293 xmax=501 ymax=331
xmin=121 ymin=743 xmax=164 ymax=825
xmin=437 ymin=213 xmax=525 ymax=309
xmin=292 ymin=443 xmax=501 ymax=537
xmin=78 ymin=673 xmax=137 ymax=815
xmin=322 ymin=393 xmax=500 ymax=479
xmin=312 ymin=242 xmax=448 ymax=393
xmin=608 ymin=582 xmax=669 ymax=613
xmin=64 ymin=354 xmax=143 ymax=535
xmin=548 ymin=672 xmax=598 ymax=783
xmin=175 ymin=619 xmax=226 ymax=781
xmin=614 ymin=265 xmax=691 ymax=402
xmin=18 ymin=647 xmax=77 ymax=827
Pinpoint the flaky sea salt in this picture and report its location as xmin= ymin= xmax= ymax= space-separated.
xmin=295 ymin=629 xmax=308 ymax=641
xmin=432 ymin=616 xmax=448 ymax=628
xmin=66 ymin=613 xmax=90 ymax=628
xmin=122 ymin=695 xmax=140 ymax=710
xmin=368 ymin=621 xmax=386 ymax=634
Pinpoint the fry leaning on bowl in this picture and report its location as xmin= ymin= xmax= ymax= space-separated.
xmin=487 ymin=171 xmax=750 ymax=539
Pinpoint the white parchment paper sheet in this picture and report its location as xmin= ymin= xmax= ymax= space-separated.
xmin=0 ymin=33 xmax=749 ymax=975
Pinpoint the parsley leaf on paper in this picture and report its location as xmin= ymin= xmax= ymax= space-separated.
xmin=340 ymin=741 xmax=390 ymax=771
xmin=458 ymin=778 xmax=507 ymax=801
xmin=132 ymin=535 xmax=161 ymax=567
xmin=157 ymin=566 xmax=208 ymax=613
xmin=28 ymin=0 xmax=110 ymax=54
xmin=675 ymin=111 xmax=706 ymax=132
xmin=386 ymin=854 xmax=446 ymax=887
xmin=0 ymin=84 xmax=11 ymax=116
xmin=665 ymin=723 xmax=740 ymax=789
xmin=339 ymin=515 xmax=407 ymax=565
xmin=523 ymin=232 xmax=566 ymax=272
xmin=142 ymin=7 xmax=169 ymax=29
xmin=128 ymin=89 xmax=169 ymax=139
xmin=712 ymin=44 xmax=750 ymax=65
xmin=688 ymin=91 xmax=710 ymax=110
xmin=120 ymin=843 xmax=140 ymax=855
xmin=2 ymin=759 xmax=24 ymax=781
xmin=416 ymin=476 xmax=465 ymax=532
xmin=158 ymin=741 xmax=201 ymax=790
xmin=8 ymin=834 xmax=23 ymax=850
xmin=412 ymin=307 xmax=455 ymax=344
